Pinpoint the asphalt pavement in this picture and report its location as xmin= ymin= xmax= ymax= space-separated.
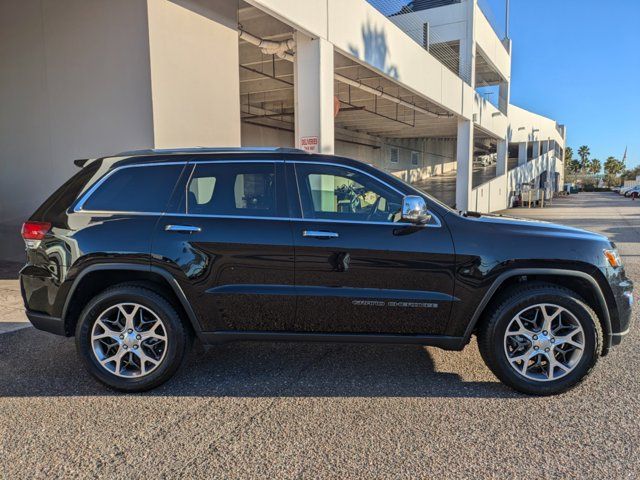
xmin=1 ymin=192 xmax=638 ymax=478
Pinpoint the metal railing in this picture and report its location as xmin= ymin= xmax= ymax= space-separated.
xmin=476 ymin=0 xmax=507 ymax=41
xmin=368 ymin=0 xmax=472 ymax=84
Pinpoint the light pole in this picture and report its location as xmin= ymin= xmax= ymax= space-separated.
xmin=505 ymin=0 xmax=510 ymax=39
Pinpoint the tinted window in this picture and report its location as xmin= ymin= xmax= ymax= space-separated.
xmin=32 ymin=161 xmax=101 ymax=221
xmin=82 ymin=164 xmax=183 ymax=212
xmin=187 ymin=163 xmax=278 ymax=216
xmin=295 ymin=164 xmax=403 ymax=222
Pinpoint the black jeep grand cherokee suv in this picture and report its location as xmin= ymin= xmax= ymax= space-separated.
xmin=20 ymin=148 xmax=634 ymax=395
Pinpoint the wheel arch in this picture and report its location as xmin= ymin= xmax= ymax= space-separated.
xmin=62 ymin=263 xmax=201 ymax=337
xmin=464 ymin=268 xmax=612 ymax=355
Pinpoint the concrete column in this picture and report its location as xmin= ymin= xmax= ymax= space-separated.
xmin=542 ymin=139 xmax=550 ymax=155
xmin=456 ymin=119 xmax=474 ymax=211
xmin=518 ymin=142 xmax=527 ymax=166
xmin=294 ymin=33 xmax=334 ymax=154
xmin=532 ymin=140 xmax=540 ymax=159
xmin=496 ymin=139 xmax=508 ymax=176
xmin=499 ymin=39 xmax=512 ymax=114
xmin=498 ymin=82 xmax=510 ymax=115
xmin=460 ymin=0 xmax=477 ymax=86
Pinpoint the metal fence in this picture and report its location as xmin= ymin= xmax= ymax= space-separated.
xmin=368 ymin=0 xmax=472 ymax=84
xmin=476 ymin=0 xmax=507 ymax=40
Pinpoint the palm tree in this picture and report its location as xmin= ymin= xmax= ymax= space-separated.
xmin=604 ymin=156 xmax=625 ymax=176
xmin=564 ymin=147 xmax=573 ymax=163
xmin=589 ymin=159 xmax=601 ymax=174
xmin=577 ymin=145 xmax=590 ymax=171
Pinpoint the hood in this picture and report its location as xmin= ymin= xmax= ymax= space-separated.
xmin=466 ymin=212 xmax=610 ymax=243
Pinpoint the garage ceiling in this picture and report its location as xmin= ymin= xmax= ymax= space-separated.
xmin=238 ymin=3 xmax=496 ymax=140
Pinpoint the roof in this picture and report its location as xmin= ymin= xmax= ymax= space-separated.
xmin=114 ymin=147 xmax=308 ymax=157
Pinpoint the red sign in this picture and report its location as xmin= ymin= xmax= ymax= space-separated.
xmin=300 ymin=136 xmax=319 ymax=153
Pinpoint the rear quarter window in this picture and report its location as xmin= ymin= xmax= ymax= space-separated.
xmin=31 ymin=161 xmax=102 ymax=222
xmin=80 ymin=164 xmax=184 ymax=213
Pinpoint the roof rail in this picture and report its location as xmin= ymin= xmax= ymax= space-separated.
xmin=114 ymin=147 xmax=308 ymax=157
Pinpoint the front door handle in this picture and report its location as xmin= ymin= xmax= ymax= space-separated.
xmin=302 ymin=230 xmax=339 ymax=239
xmin=165 ymin=225 xmax=201 ymax=234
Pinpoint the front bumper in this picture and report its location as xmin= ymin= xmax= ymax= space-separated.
xmin=610 ymin=284 xmax=634 ymax=347
xmin=25 ymin=310 xmax=65 ymax=336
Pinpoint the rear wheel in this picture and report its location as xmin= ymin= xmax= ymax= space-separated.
xmin=478 ymin=283 xmax=602 ymax=396
xmin=76 ymin=285 xmax=188 ymax=391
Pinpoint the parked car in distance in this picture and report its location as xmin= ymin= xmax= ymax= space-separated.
xmin=20 ymin=148 xmax=634 ymax=395
xmin=624 ymin=186 xmax=640 ymax=197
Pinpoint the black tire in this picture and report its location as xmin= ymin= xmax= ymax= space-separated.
xmin=477 ymin=283 xmax=603 ymax=396
xmin=75 ymin=285 xmax=188 ymax=392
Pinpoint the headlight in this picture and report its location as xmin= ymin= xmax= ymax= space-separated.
xmin=604 ymin=249 xmax=622 ymax=268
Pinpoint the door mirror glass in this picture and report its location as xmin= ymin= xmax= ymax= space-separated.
xmin=401 ymin=195 xmax=430 ymax=224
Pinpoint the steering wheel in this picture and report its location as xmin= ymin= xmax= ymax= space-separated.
xmin=365 ymin=194 xmax=382 ymax=221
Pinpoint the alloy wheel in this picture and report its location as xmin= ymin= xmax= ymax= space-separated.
xmin=91 ymin=303 xmax=168 ymax=378
xmin=503 ymin=303 xmax=585 ymax=382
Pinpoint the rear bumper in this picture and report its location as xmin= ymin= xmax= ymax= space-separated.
xmin=25 ymin=310 xmax=66 ymax=336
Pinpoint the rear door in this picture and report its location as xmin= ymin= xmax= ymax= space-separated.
xmin=289 ymin=161 xmax=456 ymax=335
xmin=152 ymin=159 xmax=296 ymax=332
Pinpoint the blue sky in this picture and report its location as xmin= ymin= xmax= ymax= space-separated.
xmin=505 ymin=0 xmax=640 ymax=168
xmin=371 ymin=0 xmax=640 ymax=169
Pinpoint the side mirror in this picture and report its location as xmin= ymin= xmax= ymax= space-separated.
xmin=401 ymin=195 xmax=431 ymax=224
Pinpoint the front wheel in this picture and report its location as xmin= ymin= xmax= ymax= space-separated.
xmin=478 ymin=283 xmax=603 ymax=396
xmin=76 ymin=285 xmax=188 ymax=391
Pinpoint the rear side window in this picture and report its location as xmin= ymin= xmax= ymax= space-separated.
xmin=81 ymin=164 xmax=183 ymax=213
xmin=186 ymin=162 xmax=278 ymax=217
xmin=31 ymin=161 xmax=101 ymax=221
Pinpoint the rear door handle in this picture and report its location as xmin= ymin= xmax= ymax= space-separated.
xmin=165 ymin=225 xmax=201 ymax=234
xmin=302 ymin=230 xmax=339 ymax=239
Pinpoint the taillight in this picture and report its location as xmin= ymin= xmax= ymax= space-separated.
xmin=21 ymin=221 xmax=51 ymax=248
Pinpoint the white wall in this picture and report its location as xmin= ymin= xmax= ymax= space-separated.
xmin=241 ymin=122 xmax=456 ymax=187
xmin=147 ymin=0 xmax=241 ymax=148
xmin=0 ymin=0 xmax=243 ymax=260
xmin=474 ymin=92 xmax=508 ymax=139
xmin=469 ymin=174 xmax=507 ymax=213
xmin=473 ymin=3 xmax=510 ymax=82
xmin=389 ymin=2 xmax=468 ymax=45
xmin=383 ymin=138 xmax=456 ymax=184
xmin=241 ymin=123 xmax=294 ymax=148
xmin=248 ymin=0 xmax=476 ymax=120
xmin=390 ymin=2 xmax=511 ymax=86
xmin=0 ymin=0 xmax=155 ymax=260
xmin=508 ymin=104 xmax=565 ymax=148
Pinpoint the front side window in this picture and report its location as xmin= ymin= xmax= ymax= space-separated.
xmin=295 ymin=163 xmax=403 ymax=223
xmin=186 ymin=162 xmax=278 ymax=216
xmin=81 ymin=164 xmax=183 ymax=213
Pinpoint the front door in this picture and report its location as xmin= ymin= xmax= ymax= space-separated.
xmin=289 ymin=162 xmax=456 ymax=335
xmin=152 ymin=159 xmax=296 ymax=332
